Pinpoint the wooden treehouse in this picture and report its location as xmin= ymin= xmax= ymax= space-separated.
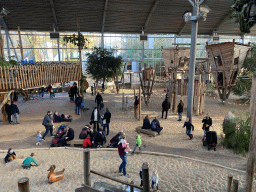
xmin=139 ymin=67 xmax=156 ymax=105
xmin=161 ymin=46 xmax=209 ymax=115
xmin=206 ymin=41 xmax=251 ymax=100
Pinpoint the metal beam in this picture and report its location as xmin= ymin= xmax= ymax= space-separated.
xmin=178 ymin=21 xmax=187 ymax=36
xmin=144 ymin=0 xmax=160 ymax=29
xmin=50 ymin=0 xmax=58 ymax=29
xmin=211 ymin=11 xmax=231 ymax=34
xmin=102 ymin=0 xmax=109 ymax=33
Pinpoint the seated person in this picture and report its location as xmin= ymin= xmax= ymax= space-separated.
xmin=4 ymin=148 xmax=16 ymax=164
xmin=142 ymin=115 xmax=151 ymax=129
xmin=83 ymin=136 xmax=92 ymax=148
xmin=53 ymin=111 xmax=62 ymax=123
xmin=22 ymin=153 xmax=38 ymax=169
xmin=79 ymin=125 xmax=91 ymax=139
xmin=59 ymin=127 xmax=74 ymax=146
xmin=151 ymin=117 xmax=163 ymax=134
xmin=91 ymin=129 xmax=106 ymax=148
xmin=61 ymin=114 xmax=72 ymax=122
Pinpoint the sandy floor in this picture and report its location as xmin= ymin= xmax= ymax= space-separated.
xmin=0 ymin=88 xmax=253 ymax=191
xmin=0 ymin=148 xmax=254 ymax=192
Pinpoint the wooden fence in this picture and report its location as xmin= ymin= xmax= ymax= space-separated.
xmin=0 ymin=62 xmax=82 ymax=90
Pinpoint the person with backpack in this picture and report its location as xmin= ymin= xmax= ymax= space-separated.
xmin=177 ymin=100 xmax=184 ymax=121
xmin=161 ymin=98 xmax=170 ymax=119
xmin=79 ymin=125 xmax=91 ymax=139
xmin=10 ymin=101 xmax=20 ymax=125
xmin=103 ymin=108 xmax=111 ymax=135
xmin=75 ymin=94 xmax=83 ymax=115
xmin=183 ymin=118 xmax=194 ymax=140
xmin=151 ymin=117 xmax=163 ymax=134
xmin=95 ymin=92 xmax=103 ymax=110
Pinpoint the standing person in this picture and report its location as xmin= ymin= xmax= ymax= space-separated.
xmin=10 ymin=101 xmax=20 ymax=125
xmin=161 ymin=98 xmax=170 ymax=119
xmin=103 ymin=108 xmax=111 ymax=135
xmin=22 ymin=153 xmax=39 ymax=169
xmin=91 ymin=107 xmax=100 ymax=132
xmin=4 ymin=148 xmax=16 ymax=164
xmin=118 ymin=133 xmax=128 ymax=176
xmin=75 ymin=94 xmax=83 ymax=115
xmin=40 ymin=87 xmax=45 ymax=99
xmin=70 ymin=85 xmax=75 ymax=101
xmin=202 ymin=113 xmax=212 ymax=132
xmin=182 ymin=118 xmax=194 ymax=140
xmin=91 ymin=86 xmax=94 ymax=96
xmin=134 ymin=95 xmax=139 ymax=119
xmin=177 ymin=100 xmax=184 ymax=121
xmin=95 ymin=92 xmax=103 ymax=110
xmin=5 ymin=100 xmax=12 ymax=124
xmin=73 ymin=83 xmax=78 ymax=99
xmin=102 ymin=82 xmax=105 ymax=94
xmin=150 ymin=170 xmax=159 ymax=190
xmin=59 ymin=127 xmax=74 ymax=146
xmin=42 ymin=111 xmax=54 ymax=140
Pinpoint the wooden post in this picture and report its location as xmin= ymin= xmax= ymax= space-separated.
xmin=232 ymin=179 xmax=239 ymax=192
xmin=18 ymin=177 xmax=29 ymax=192
xmin=18 ymin=26 xmax=24 ymax=62
xmin=130 ymin=181 xmax=134 ymax=192
xmin=227 ymin=175 xmax=233 ymax=192
xmin=122 ymin=92 xmax=124 ymax=109
xmin=245 ymin=74 xmax=256 ymax=192
xmin=83 ymin=149 xmax=91 ymax=187
xmin=126 ymin=96 xmax=128 ymax=110
xmin=196 ymin=75 xmax=201 ymax=116
xmin=142 ymin=162 xmax=149 ymax=192
xmin=139 ymin=87 xmax=141 ymax=121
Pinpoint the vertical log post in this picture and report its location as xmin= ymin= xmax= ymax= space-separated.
xmin=139 ymin=87 xmax=141 ymax=121
xmin=83 ymin=149 xmax=91 ymax=187
xmin=17 ymin=26 xmax=24 ymax=62
xmin=245 ymin=74 xmax=256 ymax=192
xmin=196 ymin=74 xmax=201 ymax=116
xmin=227 ymin=175 xmax=233 ymax=192
xmin=142 ymin=162 xmax=149 ymax=192
xmin=232 ymin=179 xmax=239 ymax=192
xmin=18 ymin=177 xmax=30 ymax=192
xmin=122 ymin=92 xmax=124 ymax=109
xmin=130 ymin=181 xmax=134 ymax=192
xmin=126 ymin=96 xmax=128 ymax=110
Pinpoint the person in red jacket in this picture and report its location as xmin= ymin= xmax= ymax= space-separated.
xmin=83 ymin=136 xmax=92 ymax=148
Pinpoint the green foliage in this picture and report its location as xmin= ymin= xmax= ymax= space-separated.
xmin=79 ymin=73 xmax=88 ymax=96
xmin=86 ymin=47 xmax=123 ymax=82
xmin=0 ymin=57 xmax=18 ymax=67
xmin=63 ymin=33 xmax=89 ymax=49
xmin=222 ymin=114 xmax=251 ymax=156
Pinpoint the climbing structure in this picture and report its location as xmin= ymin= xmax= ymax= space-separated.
xmin=139 ymin=66 xmax=156 ymax=105
xmin=206 ymin=40 xmax=251 ymax=100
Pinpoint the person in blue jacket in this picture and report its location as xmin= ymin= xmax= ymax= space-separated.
xmin=182 ymin=118 xmax=194 ymax=140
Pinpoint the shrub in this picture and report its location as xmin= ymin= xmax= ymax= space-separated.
xmin=222 ymin=114 xmax=251 ymax=156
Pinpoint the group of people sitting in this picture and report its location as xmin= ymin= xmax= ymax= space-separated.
xmin=53 ymin=111 xmax=72 ymax=123
xmin=142 ymin=116 xmax=163 ymax=134
xmin=50 ymin=125 xmax=75 ymax=147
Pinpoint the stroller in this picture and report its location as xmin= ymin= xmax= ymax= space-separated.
xmin=203 ymin=131 xmax=217 ymax=151
xmin=107 ymin=132 xmax=122 ymax=148
xmin=50 ymin=125 xmax=66 ymax=147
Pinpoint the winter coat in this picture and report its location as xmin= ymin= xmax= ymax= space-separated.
xmin=183 ymin=122 xmax=194 ymax=131
xmin=118 ymin=143 xmax=127 ymax=156
xmin=103 ymin=111 xmax=111 ymax=123
xmin=42 ymin=114 xmax=53 ymax=126
xmin=91 ymin=110 xmax=100 ymax=122
xmin=142 ymin=118 xmax=151 ymax=129
xmin=162 ymin=100 xmax=170 ymax=111
xmin=4 ymin=151 xmax=16 ymax=163
xmin=95 ymin=94 xmax=103 ymax=104
xmin=10 ymin=103 xmax=20 ymax=115
xmin=202 ymin=117 xmax=212 ymax=132
xmin=177 ymin=103 xmax=184 ymax=113
xmin=5 ymin=103 xmax=11 ymax=114
xmin=136 ymin=135 xmax=142 ymax=147
xmin=66 ymin=128 xmax=75 ymax=140
xmin=92 ymin=132 xmax=106 ymax=143
xmin=75 ymin=96 xmax=83 ymax=106
xmin=83 ymin=136 xmax=92 ymax=148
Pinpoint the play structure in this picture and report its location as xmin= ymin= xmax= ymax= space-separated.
xmin=206 ymin=40 xmax=251 ymax=101
xmin=161 ymin=46 xmax=209 ymax=115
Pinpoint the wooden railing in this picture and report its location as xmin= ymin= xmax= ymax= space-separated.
xmin=0 ymin=62 xmax=82 ymax=90
xmin=0 ymin=90 xmax=13 ymax=110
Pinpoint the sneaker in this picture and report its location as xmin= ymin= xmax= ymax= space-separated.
xmin=42 ymin=138 xmax=45 ymax=141
xmin=189 ymin=138 xmax=192 ymax=140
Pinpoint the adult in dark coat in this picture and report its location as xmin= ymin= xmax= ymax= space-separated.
xmin=60 ymin=127 xmax=75 ymax=146
xmin=91 ymin=107 xmax=100 ymax=132
xmin=42 ymin=111 xmax=54 ymax=139
xmin=103 ymin=108 xmax=111 ymax=135
xmin=142 ymin=115 xmax=151 ymax=129
xmin=95 ymin=93 xmax=103 ymax=110
xmin=75 ymin=94 xmax=83 ymax=115
xmin=202 ymin=113 xmax=212 ymax=132
xmin=70 ymin=86 xmax=75 ymax=101
xmin=10 ymin=101 xmax=20 ymax=124
xmin=177 ymin=100 xmax=184 ymax=121
xmin=5 ymin=100 xmax=12 ymax=124
xmin=161 ymin=98 xmax=170 ymax=119
xmin=92 ymin=129 xmax=106 ymax=147
xmin=73 ymin=84 xmax=78 ymax=98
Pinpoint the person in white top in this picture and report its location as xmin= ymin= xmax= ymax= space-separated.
xmin=91 ymin=107 xmax=100 ymax=132
xmin=150 ymin=169 xmax=159 ymax=190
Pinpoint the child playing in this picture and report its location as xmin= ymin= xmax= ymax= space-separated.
xmin=117 ymin=133 xmax=131 ymax=153
xmin=36 ymin=131 xmax=43 ymax=145
xmin=182 ymin=118 xmax=194 ymax=140
xmin=150 ymin=170 xmax=159 ymax=190
xmin=131 ymin=135 xmax=146 ymax=155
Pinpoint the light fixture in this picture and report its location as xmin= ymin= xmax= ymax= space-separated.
xmin=249 ymin=0 xmax=256 ymax=22
xmin=198 ymin=6 xmax=211 ymax=21
xmin=183 ymin=11 xmax=192 ymax=22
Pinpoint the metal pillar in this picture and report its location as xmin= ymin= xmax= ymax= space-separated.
xmin=5 ymin=28 xmax=10 ymax=58
xmin=187 ymin=0 xmax=203 ymax=122
xmin=101 ymin=33 xmax=104 ymax=48
xmin=57 ymin=37 xmax=60 ymax=62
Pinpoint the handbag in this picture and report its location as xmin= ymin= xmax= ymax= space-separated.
xmin=80 ymin=102 xmax=85 ymax=108
xmin=100 ymin=103 xmax=104 ymax=109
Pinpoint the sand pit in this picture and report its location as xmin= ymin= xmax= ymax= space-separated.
xmin=0 ymin=148 xmax=255 ymax=192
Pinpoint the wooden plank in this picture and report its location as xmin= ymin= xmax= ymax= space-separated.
xmin=14 ymin=66 xmax=19 ymax=89
xmin=0 ymin=66 xmax=4 ymax=90
xmin=22 ymin=66 xmax=27 ymax=88
xmin=10 ymin=67 xmax=15 ymax=89
xmin=0 ymin=90 xmax=13 ymax=110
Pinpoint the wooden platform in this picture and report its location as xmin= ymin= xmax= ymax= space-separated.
xmin=67 ymin=139 xmax=83 ymax=147
xmin=135 ymin=126 xmax=160 ymax=137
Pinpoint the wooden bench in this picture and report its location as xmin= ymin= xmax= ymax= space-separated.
xmin=67 ymin=139 xmax=83 ymax=147
xmin=135 ymin=126 xmax=160 ymax=137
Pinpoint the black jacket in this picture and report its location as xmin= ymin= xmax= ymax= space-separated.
xmin=4 ymin=151 xmax=16 ymax=163
xmin=103 ymin=111 xmax=111 ymax=123
xmin=142 ymin=118 xmax=151 ymax=129
xmin=5 ymin=103 xmax=11 ymax=114
xmin=162 ymin=100 xmax=170 ymax=111
xmin=75 ymin=96 xmax=83 ymax=106
xmin=66 ymin=128 xmax=75 ymax=140
xmin=91 ymin=110 xmax=101 ymax=121
xmin=92 ymin=132 xmax=106 ymax=143
xmin=202 ymin=117 xmax=212 ymax=132
xmin=95 ymin=94 xmax=103 ymax=104
xmin=10 ymin=103 xmax=20 ymax=115
xmin=177 ymin=103 xmax=184 ymax=113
